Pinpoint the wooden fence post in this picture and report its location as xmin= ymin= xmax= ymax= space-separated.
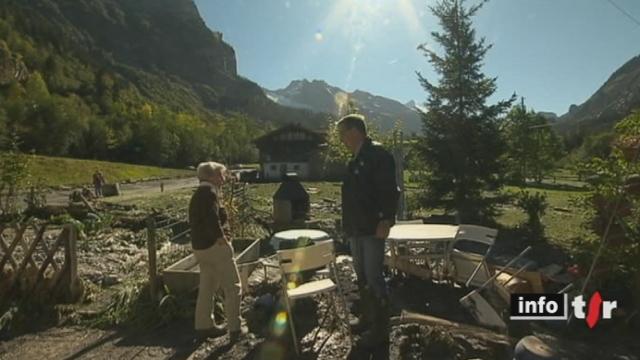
xmin=146 ymin=216 xmax=158 ymax=301
xmin=61 ymin=224 xmax=82 ymax=302
xmin=67 ymin=224 xmax=80 ymax=300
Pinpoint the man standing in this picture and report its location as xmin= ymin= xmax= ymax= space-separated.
xmin=338 ymin=114 xmax=400 ymax=352
xmin=92 ymin=171 xmax=103 ymax=198
xmin=189 ymin=161 xmax=245 ymax=342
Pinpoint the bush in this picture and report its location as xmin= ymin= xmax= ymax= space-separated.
xmin=0 ymin=134 xmax=31 ymax=215
xmin=571 ymin=111 xmax=640 ymax=302
xmin=515 ymin=191 xmax=548 ymax=243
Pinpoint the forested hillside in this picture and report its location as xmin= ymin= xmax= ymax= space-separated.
xmin=0 ymin=0 xmax=327 ymax=167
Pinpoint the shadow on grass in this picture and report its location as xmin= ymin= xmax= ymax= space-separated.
xmin=518 ymin=181 xmax=587 ymax=192
xmin=493 ymin=225 xmax=572 ymax=267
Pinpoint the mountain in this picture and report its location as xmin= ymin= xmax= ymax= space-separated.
xmin=264 ymin=79 xmax=423 ymax=134
xmin=556 ymin=55 xmax=640 ymax=135
xmin=0 ymin=0 xmax=326 ymax=127
xmin=0 ymin=0 xmax=334 ymax=167
xmin=537 ymin=112 xmax=558 ymax=122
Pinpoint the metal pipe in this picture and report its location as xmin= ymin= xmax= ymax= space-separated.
xmin=465 ymin=245 xmax=493 ymax=287
xmin=460 ymin=246 xmax=532 ymax=302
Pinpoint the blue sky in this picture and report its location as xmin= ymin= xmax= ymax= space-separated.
xmin=194 ymin=0 xmax=640 ymax=115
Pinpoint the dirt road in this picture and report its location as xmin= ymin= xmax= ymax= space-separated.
xmin=45 ymin=177 xmax=199 ymax=205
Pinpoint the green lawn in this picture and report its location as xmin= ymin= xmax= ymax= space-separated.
xmin=499 ymin=185 xmax=593 ymax=248
xmin=23 ymin=155 xmax=193 ymax=187
xmin=107 ymin=188 xmax=193 ymax=210
xmin=108 ymin=169 xmax=594 ymax=251
xmin=404 ymin=169 xmax=592 ymax=248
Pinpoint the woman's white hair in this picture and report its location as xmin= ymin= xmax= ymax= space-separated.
xmin=196 ymin=161 xmax=226 ymax=181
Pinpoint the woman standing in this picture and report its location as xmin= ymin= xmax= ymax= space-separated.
xmin=189 ymin=161 xmax=245 ymax=342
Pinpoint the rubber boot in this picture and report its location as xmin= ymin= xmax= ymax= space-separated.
xmin=357 ymin=296 xmax=390 ymax=349
xmin=349 ymin=286 xmax=372 ymax=334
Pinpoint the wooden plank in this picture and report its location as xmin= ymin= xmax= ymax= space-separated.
xmin=459 ymin=291 xmax=507 ymax=331
xmin=50 ymin=227 xmax=73 ymax=297
xmin=17 ymin=224 xmax=49 ymax=284
xmin=146 ymin=217 xmax=158 ymax=301
xmin=0 ymin=227 xmax=16 ymax=269
xmin=79 ymin=194 xmax=97 ymax=214
xmin=0 ymin=224 xmax=28 ymax=270
xmin=392 ymin=310 xmax=513 ymax=344
xmin=62 ymin=225 xmax=79 ymax=300
xmin=31 ymin=224 xmax=58 ymax=271
xmin=35 ymin=227 xmax=68 ymax=291
xmin=18 ymin=224 xmax=38 ymax=269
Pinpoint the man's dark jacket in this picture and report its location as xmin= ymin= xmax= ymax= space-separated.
xmin=188 ymin=185 xmax=228 ymax=250
xmin=341 ymin=137 xmax=400 ymax=237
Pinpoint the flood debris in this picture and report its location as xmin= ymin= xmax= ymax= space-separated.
xmin=2 ymin=193 xmax=638 ymax=359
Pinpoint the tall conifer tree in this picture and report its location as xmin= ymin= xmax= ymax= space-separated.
xmin=417 ymin=0 xmax=515 ymax=222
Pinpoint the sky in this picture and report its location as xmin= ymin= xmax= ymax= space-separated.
xmin=194 ymin=0 xmax=640 ymax=115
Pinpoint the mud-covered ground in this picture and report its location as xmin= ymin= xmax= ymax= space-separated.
xmin=4 ymin=239 xmax=639 ymax=359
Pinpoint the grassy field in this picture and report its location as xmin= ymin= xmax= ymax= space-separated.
xmin=499 ymin=185 xmax=592 ymax=248
xmin=111 ymin=180 xmax=342 ymax=216
xmin=403 ymin=169 xmax=592 ymax=248
xmin=112 ymin=169 xmax=593 ymax=253
xmin=22 ymin=155 xmax=193 ymax=187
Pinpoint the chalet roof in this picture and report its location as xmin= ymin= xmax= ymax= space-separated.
xmin=253 ymin=123 xmax=326 ymax=147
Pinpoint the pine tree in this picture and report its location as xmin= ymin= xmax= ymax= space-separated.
xmin=416 ymin=0 xmax=515 ymax=223
xmin=504 ymin=101 xmax=563 ymax=185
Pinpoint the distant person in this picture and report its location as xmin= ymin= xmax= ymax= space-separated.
xmin=92 ymin=171 xmax=103 ymax=198
xmin=338 ymin=114 xmax=399 ymax=355
xmin=98 ymin=171 xmax=106 ymax=186
xmin=188 ymin=161 xmax=245 ymax=342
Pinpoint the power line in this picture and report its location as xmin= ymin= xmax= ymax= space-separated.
xmin=604 ymin=0 xmax=640 ymax=27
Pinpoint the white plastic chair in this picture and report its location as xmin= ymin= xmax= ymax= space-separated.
xmin=450 ymin=225 xmax=497 ymax=287
xmin=454 ymin=225 xmax=498 ymax=247
xmin=450 ymin=225 xmax=528 ymax=294
xmin=276 ymin=240 xmax=351 ymax=356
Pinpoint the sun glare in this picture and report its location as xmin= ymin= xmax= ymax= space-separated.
xmin=319 ymin=0 xmax=426 ymax=87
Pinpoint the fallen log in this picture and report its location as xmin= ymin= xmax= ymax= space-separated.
xmin=79 ymin=194 xmax=98 ymax=216
xmin=391 ymin=310 xmax=515 ymax=346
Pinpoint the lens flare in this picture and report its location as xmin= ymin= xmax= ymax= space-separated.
xmin=273 ymin=311 xmax=288 ymax=336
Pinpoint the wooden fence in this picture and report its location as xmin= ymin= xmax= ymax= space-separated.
xmin=0 ymin=222 xmax=82 ymax=302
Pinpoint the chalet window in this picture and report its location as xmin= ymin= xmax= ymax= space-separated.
xmin=293 ymin=164 xmax=300 ymax=170
xmin=270 ymin=165 xmax=277 ymax=171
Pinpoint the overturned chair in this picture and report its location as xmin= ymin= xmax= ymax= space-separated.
xmin=450 ymin=225 xmax=531 ymax=294
xmin=276 ymin=239 xmax=352 ymax=355
xmin=450 ymin=225 xmax=537 ymax=330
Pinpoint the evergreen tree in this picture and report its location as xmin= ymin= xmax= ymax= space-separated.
xmin=504 ymin=101 xmax=563 ymax=184
xmin=416 ymin=0 xmax=515 ymax=223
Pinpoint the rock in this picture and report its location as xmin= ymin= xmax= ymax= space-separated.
xmin=101 ymin=275 xmax=121 ymax=287
xmin=102 ymin=183 xmax=121 ymax=197
xmin=568 ymin=104 xmax=578 ymax=113
xmin=514 ymin=335 xmax=559 ymax=360
xmin=0 ymin=44 xmax=28 ymax=85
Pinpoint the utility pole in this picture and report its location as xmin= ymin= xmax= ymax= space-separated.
xmin=393 ymin=129 xmax=406 ymax=220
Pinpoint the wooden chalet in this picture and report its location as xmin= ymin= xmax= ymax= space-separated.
xmin=253 ymin=124 xmax=326 ymax=181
